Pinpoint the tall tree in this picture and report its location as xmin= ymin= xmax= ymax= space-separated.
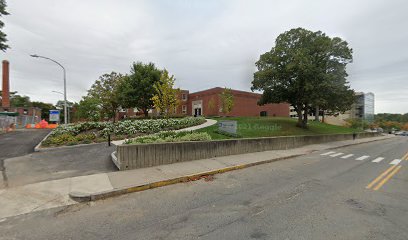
xmin=151 ymin=70 xmax=180 ymax=118
xmin=10 ymin=94 xmax=31 ymax=107
xmin=252 ymin=28 xmax=353 ymax=128
xmin=117 ymin=62 xmax=162 ymax=117
xmin=88 ymin=72 xmax=122 ymax=122
xmin=219 ymin=88 xmax=234 ymax=114
xmin=31 ymin=101 xmax=55 ymax=120
xmin=0 ymin=0 xmax=9 ymax=51
xmin=75 ymin=96 xmax=101 ymax=122
xmin=56 ymin=100 xmax=75 ymax=123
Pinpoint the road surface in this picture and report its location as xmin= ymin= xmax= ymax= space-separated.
xmin=0 ymin=137 xmax=407 ymax=240
xmin=0 ymin=129 xmax=50 ymax=187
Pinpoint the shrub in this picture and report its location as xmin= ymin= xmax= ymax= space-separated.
xmin=75 ymin=133 xmax=96 ymax=141
xmin=45 ymin=117 xmax=206 ymax=146
xmin=42 ymin=133 xmax=77 ymax=146
xmin=126 ymin=131 xmax=211 ymax=144
xmin=213 ymin=129 xmax=242 ymax=138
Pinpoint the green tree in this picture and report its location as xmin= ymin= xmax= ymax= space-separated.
xmin=56 ymin=100 xmax=75 ymax=123
xmin=0 ymin=0 xmax=9 ymax=51
xmin=252 ymin=28 xmax=353 ymax=128
xmin=10 ymin=94 xmax=31 ymax=107
xmin=31 ymin=101 xmax=55 ymax=120
xmin=151 ymin=70 xmax=180 ymax=118
xmin=219 ymin=88 xmax=234 ymax=114
xmin=75 ymin=96 xmax=101 ymax=122
xmin=345 ymin=118 xmax=369 ymax=130
xmin=88 ymin=72 xmax=122 ymax=122
xmin=117 ymin=62 xmax=162 ymax=117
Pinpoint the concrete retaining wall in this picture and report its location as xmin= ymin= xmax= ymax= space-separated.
xmin=114 ymin=132 xmax=380 ymax=170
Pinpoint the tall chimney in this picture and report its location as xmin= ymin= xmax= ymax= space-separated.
xmin=2 ymin=60 xmax=10 ymax=108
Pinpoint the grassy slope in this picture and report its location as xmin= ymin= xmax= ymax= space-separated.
xmin=196 ymin=117 xmax=360 ymax=140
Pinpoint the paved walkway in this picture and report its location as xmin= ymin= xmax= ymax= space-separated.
xmin=0 ymin=134 xmax=394 ymax=220
xmin=111 ymin=119 xmax=217 ymax=145
xmin=175 ymin=118 xmax=217 ymax=132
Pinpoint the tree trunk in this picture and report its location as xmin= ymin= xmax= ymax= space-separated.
xmin=112 ymin=110 xmax=116 ymax=123
xmin=143 ymin=109 xmax=149 ymax=117
xmin=296 ymin=107 xmax=304 ymax=128
xmin=301 ymin=107 xmax=309 ymax=129
xmin=315 ymin=106 xmax=319 ymax=122
xmin=322 ymin=111 xmax=325 ymax=123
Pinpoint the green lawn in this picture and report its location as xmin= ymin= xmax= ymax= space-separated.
xmin=195 ymin=117 xmax=360 ymax=140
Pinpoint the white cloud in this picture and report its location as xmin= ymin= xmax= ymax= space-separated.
xmin=0 ymin=0 xmax=407 ymax=113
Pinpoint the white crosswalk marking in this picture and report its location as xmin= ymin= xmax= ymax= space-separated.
xmin=356 ymin=155 xmax=370 ymax=161
xmin=321 ymin=151 xmax=335 ymax=156
xmin=330 ymin=153 xmax=343 ymax=157
xmin=341 ymin=154 xmax=354 ymax=159
xmin=390 ymin=159 xmax=402 ymax=165
xmin=372 ymin=157 xmax=384 ymax=163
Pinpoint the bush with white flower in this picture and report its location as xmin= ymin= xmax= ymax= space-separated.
xmin=43 ymin=117 xmax=206 ymax=147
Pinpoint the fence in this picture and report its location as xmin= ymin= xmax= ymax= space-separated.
xmin=16 ymin=115 xmax=40 ymax=128
xmin=0 ymin=115 xmax=16 ymax=130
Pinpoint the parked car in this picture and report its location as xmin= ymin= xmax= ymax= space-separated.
xmin=395 ymin=131 xmax=408 ymax=136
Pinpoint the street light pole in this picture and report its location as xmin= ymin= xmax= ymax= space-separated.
xmin=51 ymin=91 xmax=69 ymax=124
xmin=30 ymin=54 xmax=68 ymax=125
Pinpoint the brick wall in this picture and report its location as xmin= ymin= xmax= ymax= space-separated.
xmin=184 ymin=87 xmax=289 ymax=117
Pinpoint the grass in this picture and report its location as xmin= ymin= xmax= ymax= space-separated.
xmin=195 ymin=117 xmax=361 ymax=140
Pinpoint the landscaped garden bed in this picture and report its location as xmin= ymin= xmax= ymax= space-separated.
xmin=124 ymin=131 xmax=212 ymax=144
xmin=41 ymin=117 xmax=206 ymax=147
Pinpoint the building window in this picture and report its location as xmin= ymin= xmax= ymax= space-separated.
xmin=182 ymin=93 xmax=187 ymax=101
xmin=182 ymin=105 xmax=187 ymax=114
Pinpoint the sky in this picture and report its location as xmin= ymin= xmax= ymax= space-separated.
xmin=0 ymin=0 xmax=407 ymax=114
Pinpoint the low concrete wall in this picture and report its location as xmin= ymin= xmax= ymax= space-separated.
xmin=114 ymin=132 xmax=380 ymax=170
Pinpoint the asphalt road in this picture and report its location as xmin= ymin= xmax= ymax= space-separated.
xmin=1 ymin=137 xmax=407 ymax=240
xmin=0 ymin=129 xmax=117 ymax=188
xmin=0 ymin=129 xmax=50 ymax=187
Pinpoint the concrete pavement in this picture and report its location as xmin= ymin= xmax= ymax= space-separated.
xmin=0 ymin=134 xmax=395 ymax=220
xmin=4 ymin=143 xmax=116 ymax=188
xmin=0 ymin=135 xmax=407 ymax=239
xmin=0 ymin=129 xmax=50 ymax=188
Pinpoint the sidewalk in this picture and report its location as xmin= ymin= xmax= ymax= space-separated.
xmin=0 ymin=134 xmax=393 ymax=219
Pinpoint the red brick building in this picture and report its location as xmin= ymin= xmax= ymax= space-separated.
xmin=178 ymin=87 xmax=289 ymax=117
xmin=118 ymin=87 xmax=290 ymax=119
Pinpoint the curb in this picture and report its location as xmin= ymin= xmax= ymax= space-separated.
xmin=69 ymin=154 xmax=304 ymax=202
xmin=34 ymin=130 xmax=53 ymax=152
xmin=69 ymin=135 xmax=393 ymax=202
xmin=35 ymin=141 xmax=109 ymax=152
xmin=326 ymin=135 xmax=393 ymax=151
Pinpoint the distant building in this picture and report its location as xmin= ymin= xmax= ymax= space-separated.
xmin=289 ymin=92 xmax=375 ymax=125
xmin=118 ymin=87 xmax=290 ymax=119
xmin=351 ymin=92 xmax=375 ymax=122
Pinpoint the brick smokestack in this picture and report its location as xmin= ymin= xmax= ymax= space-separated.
xmin=2 ymin=60 xmax=10 ymax=108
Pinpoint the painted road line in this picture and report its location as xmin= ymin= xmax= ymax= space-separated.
xmin=373 ymin=166 xmax=402 ymax=191
xmin=356 ymin=155 xmax=370 ymax=161
xmin=341 ymin=154 xmax=354 ymax=159
xmin=389 ymin=159 xmax=402 ymax=165
xmin=372 ymin=157 xmax=385 ymax=163
xmin=403 ymin=152 xmax=408 ymax=160
xmin=330 ymin=153 xmax=343 ymax=157
xmin=321 ymin=151 xmax=336 ymax=156
xmin=366 ymin=165 xmax=397 ymax=189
